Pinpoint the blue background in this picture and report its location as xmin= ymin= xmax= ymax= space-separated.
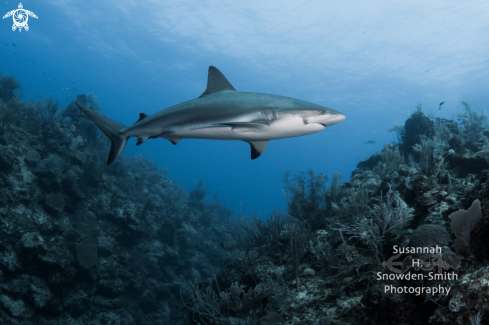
xmin=1 ymin=0 xmax=488 ymax=216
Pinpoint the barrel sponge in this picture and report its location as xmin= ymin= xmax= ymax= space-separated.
xmin=408 ymin=224 xmax=451 ymax=259
xmin=76 ymin=211 xmax=98 ymax=269
xmin=449 ymin=199 xmax=481 ymax=253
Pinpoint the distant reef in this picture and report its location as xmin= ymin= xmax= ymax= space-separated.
xmin=2 ymin=74 xmax=489 ymax=325
xmin=0 ymin=75 xmax=229 ymax=324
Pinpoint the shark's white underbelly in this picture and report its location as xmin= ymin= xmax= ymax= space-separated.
xmin=170 ymin=117 xmax=325 ymax=141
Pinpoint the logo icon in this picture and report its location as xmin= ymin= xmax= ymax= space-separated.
xmin=2 ymin=3 xmax=38 ymax=32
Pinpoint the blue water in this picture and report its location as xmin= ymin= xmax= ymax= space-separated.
xmin=1 ymin=0 xmax=488 ymax=217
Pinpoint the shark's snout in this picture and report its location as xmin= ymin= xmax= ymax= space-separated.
xmin=328 ymin=113 xmax=346 ymax=125
xmin=309 ymin=112 xmax=346 ymax=127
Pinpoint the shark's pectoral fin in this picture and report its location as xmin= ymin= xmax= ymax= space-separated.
xmin=214 ymin=121 xmax=269 ymax=133
xmin=245 ymin=140 xmax=269 ymax=160
xmin=199 ymin=66 xmax=236 ymax=98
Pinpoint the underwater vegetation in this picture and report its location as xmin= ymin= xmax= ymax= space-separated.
xmin=180 ymin=103 xmax=489 ymax=324
xmin=2 ymin=73 xmax=489 ymax=325
xmin=0 ymin=75 xmax=230 ymax=324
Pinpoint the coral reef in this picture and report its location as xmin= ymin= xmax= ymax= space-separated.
xmin=0 ymin=76 xmax=229 ymax=324
xmin=3 ymin=74 xmax=489 ymax=325
xmin=182 ymin=103 xmax=489 ymax=325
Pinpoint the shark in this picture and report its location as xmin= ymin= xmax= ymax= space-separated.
xmin=75 ymin=66 xmax=345 ymax=165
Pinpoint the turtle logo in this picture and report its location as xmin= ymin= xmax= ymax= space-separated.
xmin=2 ymin=3 xmax=37 ymax=32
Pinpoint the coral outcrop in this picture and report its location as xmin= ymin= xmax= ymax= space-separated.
xmin=0 ymin=77 xmax=229 ymax=324
xmin=182 ymin=102 xmax=489 ymax=325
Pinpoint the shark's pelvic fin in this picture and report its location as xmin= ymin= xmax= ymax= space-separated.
xmin=74 ymin=102 xmax=128 ymax=165
xmin=246 ymin=140 xmax=270 ymax=159
xmin=164 ymin=138 xmax=181 ymax=145
xmin=199 ymin=66 xmax=236 ymax=98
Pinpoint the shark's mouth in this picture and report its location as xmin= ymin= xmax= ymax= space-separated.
xmin=304 ymin=113 xmax=345 ymax=127
xmin=321 ymin=114 xmax=346 ymax=126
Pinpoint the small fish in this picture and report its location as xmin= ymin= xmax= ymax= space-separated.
xmin=72 ymin=88 xmax=76 ymax=90
xmin=14 ymin=53 xmax=16 ymax=55
xmin=439 ymin=101 xmax=445 ymax=110
xmin=12 ymin=43 xmax=15 ymax=47
xmin=62 ymin=87 xmax=69 ymax=90
xmin=72 ymin=82 xmax=75 ymax=84
xmin=53 ymin=78 xmax=56 ymax=80
xmin=43 ymin=72 xmax=46 ymax=75
xmin=363 ymin=140 xmax=376 ymax=145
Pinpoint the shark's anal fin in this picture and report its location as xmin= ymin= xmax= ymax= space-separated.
xmin=245 ymin=140 xmax=269 ymax=160
xmin=136 ymin=138 xmax=147 ymax=146
xmin=199 ymin=66 xmax=236 ymax=98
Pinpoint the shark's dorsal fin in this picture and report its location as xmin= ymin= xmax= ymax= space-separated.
xmin=245 ymin=140 xmax=269 ymax=159
xmin=199 ymin=66 xmax=236 ymax=98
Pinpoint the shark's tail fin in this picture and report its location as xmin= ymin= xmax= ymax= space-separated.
xmin=74 ymin=102 xmax=128 ymax=165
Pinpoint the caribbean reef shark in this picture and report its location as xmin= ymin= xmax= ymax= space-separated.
xmin=75 ymin=66 xmax=345 ymax=165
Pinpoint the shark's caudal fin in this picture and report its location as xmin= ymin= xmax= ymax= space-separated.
xmin=74 ymin=102 xmax=128 ymax=165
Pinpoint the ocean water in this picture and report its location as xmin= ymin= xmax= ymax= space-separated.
xmin=1 ymin=0 xmax=488 ymax=217
xmin=3 ymin=2 xmax=489 ymax=324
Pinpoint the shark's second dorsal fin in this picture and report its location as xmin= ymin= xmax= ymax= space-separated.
xmin=137 ymin=113 xmax=148 ymax=122
xmin=132 ymin=113 xmax=148 ymax=125
xmin=199 ymin=66 xmax=236 ymax=98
